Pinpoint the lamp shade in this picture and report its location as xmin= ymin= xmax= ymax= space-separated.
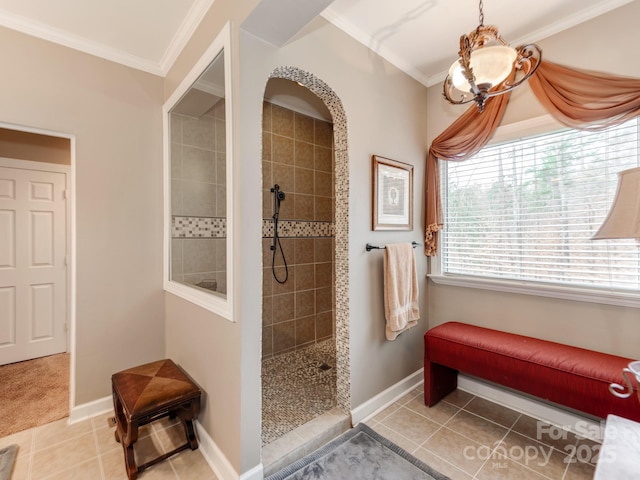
xmin=593 ymin=166 xmax=640 ymax=239
xmin=449 ymin=45 xmax=517 ymax=92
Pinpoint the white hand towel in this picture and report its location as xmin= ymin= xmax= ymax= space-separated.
xmin=383 ymin=243 xmax=420 ymax=341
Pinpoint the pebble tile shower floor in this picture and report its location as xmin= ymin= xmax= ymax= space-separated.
xmin=262 ymin=339 xmax=337 ymax=445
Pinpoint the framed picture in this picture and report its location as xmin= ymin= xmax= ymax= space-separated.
xmin=372 ymin=155 xmax=414 ymax=231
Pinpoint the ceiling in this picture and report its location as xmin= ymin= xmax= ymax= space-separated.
xmin=322 ymin=0 xmax=636 ymax=86
xmin=0 ymin=0 xmax=634 ymax=83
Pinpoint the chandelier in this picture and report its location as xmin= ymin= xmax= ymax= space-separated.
xmin=443 ymin=0 xmax=542 ymax=112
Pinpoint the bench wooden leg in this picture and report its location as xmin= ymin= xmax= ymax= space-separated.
xmin=123 ymin=444 xmax=138 ymax=480
xmin=425 ymin=362 xmax=457 ymax=407
xmin=173 ymin=398 xmax=200 ymax=450
xmin=183 ymin=419 xmax=198 ymax=450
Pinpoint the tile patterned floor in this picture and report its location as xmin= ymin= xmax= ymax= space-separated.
xmin=0 ymin=412 xmax=217 ymax=480
xmin=1 ymin=385 xmax=599 ymax=480
xmin=262 ymin=339 xmax=337 ymax=445
xmin=364 ymin=386 xmax=598 ymax=480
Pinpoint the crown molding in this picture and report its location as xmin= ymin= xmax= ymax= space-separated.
xmin=0 ymin=9 xmax=163 ymax=75
xmin=509 ymin=0 xmax=636 ymax=50
xmin=158 ymin=0 xmax=214 ymax=75
xmin=320 ymin=8 xmax=431 ymax=88
xmin=0 ymin=0 xmax=214 ymax=77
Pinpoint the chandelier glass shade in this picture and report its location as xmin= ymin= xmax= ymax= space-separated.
xmin=443 ymin=2 xmax=542 ymax=112
xmin=448 ymin=45 xmax=517 ymax=92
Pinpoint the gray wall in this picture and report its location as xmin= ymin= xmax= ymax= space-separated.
xmin=426 ymin=1 xmax=640 ymax=358
xmin=0 ymin=27 xmax=165 ymax=404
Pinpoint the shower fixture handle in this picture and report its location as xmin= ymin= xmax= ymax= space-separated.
xmin=271 ymin=184 xmax=285 ymax=202
xmin=271 ymin=184 xmax=286 ymax=220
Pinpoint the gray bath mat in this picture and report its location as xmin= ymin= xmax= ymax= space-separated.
xmin=0 ymin=445 xmax=18 ymax=480
xmin=266 ymin=424 xmax=450 ymax=480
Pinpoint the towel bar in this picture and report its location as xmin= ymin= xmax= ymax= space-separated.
xmin=366 ymin=241 xmax=421 ymax=252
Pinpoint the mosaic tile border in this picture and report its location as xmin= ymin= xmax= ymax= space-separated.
xmin=269 ymin=66 xmax=350 ymax=414
xmin=262 ymin=219 xmax=334 ymax=238
xmin=172 ymin=216 xmax=226 ymax=238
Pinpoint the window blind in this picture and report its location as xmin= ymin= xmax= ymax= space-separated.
xmin=441 ymin=118 xmax=640 ymax=291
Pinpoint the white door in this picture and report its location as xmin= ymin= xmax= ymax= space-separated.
xmin=0 ymin=166 xmax=67 ymax=365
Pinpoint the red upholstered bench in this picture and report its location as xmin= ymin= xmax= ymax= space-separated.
xmin=424 ymin=322 xmax=640 ymax=422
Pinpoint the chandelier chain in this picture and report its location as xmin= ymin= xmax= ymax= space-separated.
xmin=478 ymin=0 xmax=484 ymax=26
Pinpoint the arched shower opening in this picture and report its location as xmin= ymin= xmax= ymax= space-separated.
xmin=260 ymin=67 xmax=350 ymax=450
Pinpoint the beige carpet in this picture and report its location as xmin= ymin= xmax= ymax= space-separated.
xmin=0 ymin=353 xmax=69 ymax=438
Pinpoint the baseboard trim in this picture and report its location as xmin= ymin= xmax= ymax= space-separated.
xmin=69 ymin=395 xmax=112 ymax=424
xmin=458 ymin=375 xmax=604 ymax=442
xmin=195 ymin=420 xmax=248 ymax=480
xmin=351 ymin=368 xmax=424 ymax=425
xmin=69 ymin=396 xmax=263 ymax=479
xmin=239 ymin=463 xmax=264 ymax=480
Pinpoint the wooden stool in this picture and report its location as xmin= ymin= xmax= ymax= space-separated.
xmin=111 ymin=359 xmax=201 ymax=480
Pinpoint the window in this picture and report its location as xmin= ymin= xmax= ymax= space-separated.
xmin=163 ymin=23 xmax=234 ymax=320
xmin=440 ymin=117 xmax=640 ymax=293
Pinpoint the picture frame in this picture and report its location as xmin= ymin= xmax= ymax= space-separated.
xmin=372 ymin=155 xmax=413 ymax=231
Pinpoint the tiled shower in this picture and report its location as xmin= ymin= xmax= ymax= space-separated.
xmin=261 ymin=99 xmax=337 ymax=446
xmin=170 ymin=102 xmax=227 ymax=295
xmin=261 ymin=101 xmax=335 ymax=358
